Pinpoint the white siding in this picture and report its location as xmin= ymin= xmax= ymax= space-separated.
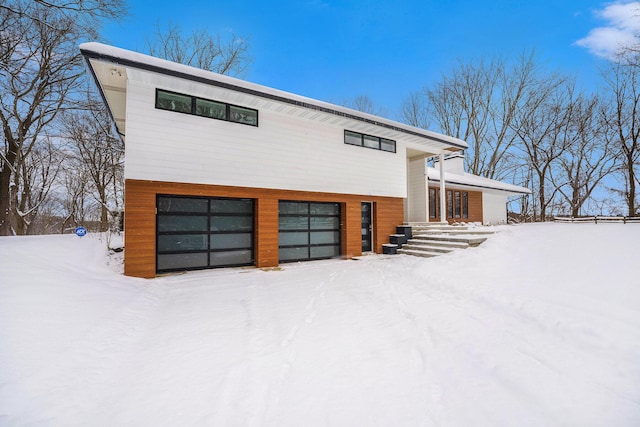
xmin=482 ymin=193 xmax=508 ymax=225
xmin=406 ymin=157 xmax=427 ymax=222
xmin=123 ymin=70 xmax=407 ymax=197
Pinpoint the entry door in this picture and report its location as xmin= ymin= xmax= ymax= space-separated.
xmin=361 ymin=202 xmax=373 ymax=252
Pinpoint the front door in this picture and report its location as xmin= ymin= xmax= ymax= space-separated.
xmin=361 ymin=202 xmax=373 ymax=252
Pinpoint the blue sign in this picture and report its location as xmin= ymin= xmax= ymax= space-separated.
xmin=75 ymin=226 xmax=87 ymax=237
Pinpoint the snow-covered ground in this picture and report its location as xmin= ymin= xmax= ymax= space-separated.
xmin=1 ymin=223 xmax=639 ymax=426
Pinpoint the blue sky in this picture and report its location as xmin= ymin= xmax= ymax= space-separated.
xmin=101 ymin=1 xmax=640 ymax=120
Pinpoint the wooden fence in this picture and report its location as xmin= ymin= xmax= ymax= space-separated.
xmin=554 ymin=216 xmax=640 ymax=224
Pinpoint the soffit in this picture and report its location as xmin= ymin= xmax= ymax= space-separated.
xmin=88 ymin=58 xmax=127 ymax=136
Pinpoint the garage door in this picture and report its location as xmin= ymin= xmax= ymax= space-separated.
xmin=156 ymin=196 xmax=254 ymax=272
xmin=278 ymin=201 xmax=341 ymax=262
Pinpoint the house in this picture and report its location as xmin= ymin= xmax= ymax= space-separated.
xmin=407 ymin=152 xmax=531 ymax=225
xmin=81 ymin=42 xmax=477 ymax=278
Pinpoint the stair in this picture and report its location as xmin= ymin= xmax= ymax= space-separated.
xmin=387 ymin=223 xmax=495 ymax=259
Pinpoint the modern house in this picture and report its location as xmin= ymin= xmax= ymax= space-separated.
xmin=81 ymin=43 xmax=523 ymax=278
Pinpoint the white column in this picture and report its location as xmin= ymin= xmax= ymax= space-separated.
xmin=439 ymin=152 xmax=447 ymax=223
xmin=424 ymin=155 xmax=430 ymax=223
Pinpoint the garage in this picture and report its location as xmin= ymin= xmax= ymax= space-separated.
xmin=278 ymin=201 xmax=341 ymax=262
xmin=156 ymin=196 xmax=254 ymax=272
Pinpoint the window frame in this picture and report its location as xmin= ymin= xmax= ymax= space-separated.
xmin=446 ymin=190 xmax=453 ymax=219
xmin=155 ymin=89 xmax=259 ymax=127
xmin=430 ymin=189 xmax=470 ymax=220
xmin=462 ymin=192 xmax=469 ymax=219
xmin=344 ymin=130 xmax=396 ymax=153
xmin=429 ymin=188 xmax=437 ymax=219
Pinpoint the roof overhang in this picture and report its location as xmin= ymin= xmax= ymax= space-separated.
xmin=427 ymin=169 xmax=531 ymax=196
xmin=80 ymin=42 xmax=468 ymax=155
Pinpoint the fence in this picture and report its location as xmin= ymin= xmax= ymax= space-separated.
xmin=554 ymin=216 xmax=640 ymax=224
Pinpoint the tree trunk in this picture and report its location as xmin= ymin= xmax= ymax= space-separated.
xmin=538 ymin=179 xmax=546 ymax=222
xmin=100 ymin=191 xmax=109 ymax=232
xmin=629 ymin=158 xmax=637 ymax=216
xmin=0 ymin=168 xmax=12 ymax=235
xmin=571 ymin=190 xmax=580 ymax=217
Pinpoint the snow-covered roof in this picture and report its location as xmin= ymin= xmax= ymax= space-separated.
xmin=79 ymin=42 xmax=468 ymax=153
xmin=427 ymin=168 xmax=531 ymax=195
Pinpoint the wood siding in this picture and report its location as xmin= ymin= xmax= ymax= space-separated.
xmin=125 ymin=179 xmax=404 ymax=278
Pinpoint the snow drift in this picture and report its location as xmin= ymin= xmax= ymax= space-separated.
xmin=1 ymin=224 xmax=639 ymax=426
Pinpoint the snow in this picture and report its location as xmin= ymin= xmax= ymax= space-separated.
xmin=1 ymin=224 xmax=640 ymax=426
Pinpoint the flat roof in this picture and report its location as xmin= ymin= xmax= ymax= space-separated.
xmin=427 ymin=168 xmax=531 ymax=195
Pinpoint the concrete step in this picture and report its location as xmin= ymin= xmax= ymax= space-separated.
xmin=411 ymin=234 xmax=488 ymax=247
xmin=406 ymin=239 xmax=470 ymax=250
xmin=397 ymin=248 xmax=442 ymax=258
xmin=414 ymin=231 xmax=494 ymax=239
xmin=401 ymin=243 xmax=457 ymax=254
xmin=391 ymin=224 xmax=495 ymax=259
xmin=411 ymin=226 xmax=469 ymax=233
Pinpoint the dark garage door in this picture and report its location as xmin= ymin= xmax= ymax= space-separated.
xmin=156 ymin=195 xmax=254 ymax=272
xmin=278 ymin=201 xmax=341 ymax=262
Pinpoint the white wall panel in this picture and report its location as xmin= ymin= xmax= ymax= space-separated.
xmin=482 ymin=193 xmax=507 ymax=225
xmin=123 ymin=70 xmax=407 ymax=197
xmin=406 ymin=157 xmax=427 ymax=222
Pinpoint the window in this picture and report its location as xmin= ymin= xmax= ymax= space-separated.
xmin=462 ymin=192 xmax=469 ymax=219
xmin=429 ymin=188 xmax=437 ymax=218
xmin=196 ymin=98 xmax=226 ymax=119
xmin=363 ymin=134 xmax=380 ymax=149
xmin=156 ymin=90 xmax=192 ymax=114
xmin=230 ymin=105 xmax=258 ymax=125
xmin=380 ymin=138 xmax=395 ymax=152
xmin=431 ymin=189 xmax=469 ymax=219
xmin=344 ymin=130 xmax=396 ymax=153
xmin=345 ymin=130 xmax=363 ymax=146
xmin=156 ymin=89 xmax=258 ymax=127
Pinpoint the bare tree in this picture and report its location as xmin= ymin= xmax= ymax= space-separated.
xmin=0 ymin=0 xmax=125 ymax=235
xmin=427 ymin=58 xmax=495 ymax=174
xmin=1 ymin=0 xmax=125 ymax=35
xmin=63 ymin=93 xmax=124 ymax=232
xmin=342 ymin=94 xmax=389 ymax=117
xmin=400 ymin=91 xmax=430 ymax=129
xmin=425 ymin=52 xmax=541 ymax=180
xmin=59 ymin=156 xmax=91 ymax=233
xmin=551 ymin=94 xmax=617 ymax=217
xmin=510 ymin=77 xmax=574 ymax=221
xmin=601 ymin=53 xmax=640 ymax=216
xmin=11 ymin=136 xmax=65 ymax=234
xmin=146 ymin=21 xmax=251 ymax=76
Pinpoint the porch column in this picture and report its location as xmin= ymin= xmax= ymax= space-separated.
xmin=439 ymin=152 xmax=447 ymax=223
xmin=424 ymin=156 xmax=430 ymax=223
